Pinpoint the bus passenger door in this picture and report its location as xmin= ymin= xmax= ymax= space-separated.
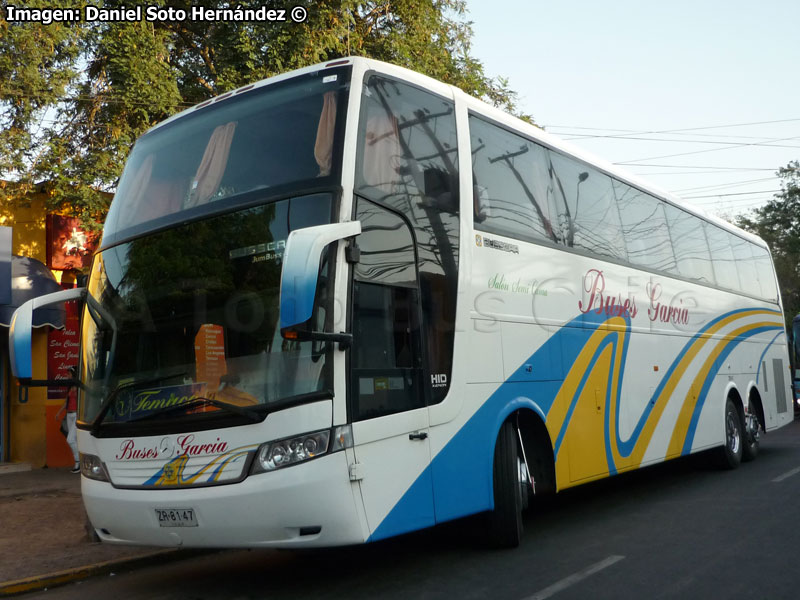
xmin=348 ymin=198 xmax=433 ymax=541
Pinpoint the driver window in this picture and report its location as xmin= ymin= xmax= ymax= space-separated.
xmin=351 ymin=198 xmax=423 ymax=421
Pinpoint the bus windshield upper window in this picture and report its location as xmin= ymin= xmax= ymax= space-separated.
xmin=103 ymin=68 xmax=350 ymax=242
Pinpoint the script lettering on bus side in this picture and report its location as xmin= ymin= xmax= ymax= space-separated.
xmin=646 ymin=282 xmax=690 ymax=325
xmin=578 ymin=269 xmax=638 ymax=319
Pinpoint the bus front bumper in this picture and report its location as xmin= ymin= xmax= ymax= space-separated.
xmin=82 ymin=452 xmax=367 ymax=548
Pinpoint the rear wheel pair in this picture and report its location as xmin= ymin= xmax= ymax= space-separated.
xmin=716 ymin=397 xmax=759 ymax=469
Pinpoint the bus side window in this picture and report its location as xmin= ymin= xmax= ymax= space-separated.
xmin=469 ymin=114 xmax=557 ymax=244
xmin=704 ymin=222 xmax=739 ymax=292
xmin=664 ymin=203 xmax=716 ymax=285
xmin=616 ymin=181 xmax=677 ymax=274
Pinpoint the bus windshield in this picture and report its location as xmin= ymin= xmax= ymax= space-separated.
xmin=79 ymin=194 xmax=334 ymax=428
xmin=102 ymin=66 xmax=350 ymax=246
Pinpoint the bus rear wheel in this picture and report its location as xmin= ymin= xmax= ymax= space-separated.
xmin=487 ymin=420 xmax=526 ymax=548
xmin=742 ymin=400 xmax=760 ymax=462
xmin=715 ymin=397 xmax=743 ymax=469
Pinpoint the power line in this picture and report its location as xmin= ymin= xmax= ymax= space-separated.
xmin=672 ymin=177 xmax=777 ymax=193
xmin=627 ymin=163 xmax=776 ymax=170
xmin=636 ymin=170 xmax=775 ymax=175
xmin=551 ymin=128 xmax=796 ymax=143
xmin=681 ymin=189 xmax=781 ymax=199
xmin=614 ymin=135 xmax=800 ymax=165
xmin=558 ymin=134 xmax=800 ymax=149
xmin=689 ymin=195 xmax=777 ymax=205
xmin=544 ymin=116 xmax=800 ymax=140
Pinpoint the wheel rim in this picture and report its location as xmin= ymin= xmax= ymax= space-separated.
xmin=747 ymin=405 xmax=760 ymax=445
xmin=727 ymin=408 xmax=741 ymax=454
xmin=517 ymin=456 xmax=529 ymax=510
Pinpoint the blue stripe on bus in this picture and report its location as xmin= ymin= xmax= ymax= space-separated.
xmin=681 ymin=324 xmax=783 ymax=454
xmin=603 ymin=328 xmax=629 ymax=476
xmin=755 ymin=330 xmax=784 ymax=385
xmin=614 ymin=307 xmax=779 ymax=458
xmin=371 ymin=310 xmax=617 ymax=538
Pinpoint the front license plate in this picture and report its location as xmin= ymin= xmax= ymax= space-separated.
xmin=155 ymin=508 xmax=198 ymax=527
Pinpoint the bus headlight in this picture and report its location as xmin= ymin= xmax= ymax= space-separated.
xmin=251 ymin=425 xmax=353 ymax=474
xmin=252 ymin=430 xmax=331 ymax=473
xmin=80 ymin=453 xmax=109 ymax=482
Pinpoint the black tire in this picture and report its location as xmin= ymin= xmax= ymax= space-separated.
xmin=715 ymin=397 xmax=743 ymax=469
xmin=742 ymin=400 xmax=760 ymax=462
xmin=487 ymin=421 xmax=524 ymax=548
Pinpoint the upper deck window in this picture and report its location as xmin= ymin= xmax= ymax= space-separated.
xmin=103 ymin=67 xmax=351 ymax=246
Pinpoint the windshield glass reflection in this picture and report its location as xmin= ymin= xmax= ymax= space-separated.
xmin=102 ymin=66 xmax=350 ymax=244
xmin=80 ymin=194 xmax=333 ymax=426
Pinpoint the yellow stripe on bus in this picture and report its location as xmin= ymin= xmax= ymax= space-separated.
xmin=666 ymin=319 xmax=783 ymax=457
xmin=548 ymin=308 xmax=781 ymax=489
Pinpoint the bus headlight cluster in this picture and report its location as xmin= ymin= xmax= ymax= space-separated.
xmin=253 ymin=430 xmax=330 ymax=472
xmin=251 ymin=425 xmax=352 ymax=474
xmin=80 ymin=453 xmax=109 ymax=482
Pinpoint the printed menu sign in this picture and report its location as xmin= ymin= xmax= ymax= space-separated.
xmin=195 ymin=324 xmax=227 ymax=392
xmin=47 ymin=298 xmax=80 ymax=399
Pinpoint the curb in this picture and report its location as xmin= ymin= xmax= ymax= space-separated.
xmin=0 ymin=464 xmax=32 ymax=476
xmin=0 ymin=549 xmax=202 ymax=597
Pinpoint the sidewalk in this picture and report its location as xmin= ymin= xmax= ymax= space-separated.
xmin=0 ymin=464 xmax=184 ymax=596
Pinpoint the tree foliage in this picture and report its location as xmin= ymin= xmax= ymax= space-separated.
xmin=738 ymin=161 xmax=800 ymax=329
xmin=1 ymin=0 xmax=527 ymax=224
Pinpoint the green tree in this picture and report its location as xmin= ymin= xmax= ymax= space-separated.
xmin=0 ymin=0 xmax=84 ymax=190
xmin=1 ymin=0 xmax=527 ymax=224
xmin=738 ymin=161 xmax=800 ymax=329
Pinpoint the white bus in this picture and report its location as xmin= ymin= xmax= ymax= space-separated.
xmin=10 ymin=57 xmax=792 ymax=549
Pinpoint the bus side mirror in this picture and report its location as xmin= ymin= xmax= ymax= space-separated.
xmin=9 ymin=287 xmax=87 ymax=380
xmin=279 ymin=221 xmax=361 ymax=331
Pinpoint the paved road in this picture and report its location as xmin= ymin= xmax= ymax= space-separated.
xmin=29 ymin=419 xmax=800 ymax=600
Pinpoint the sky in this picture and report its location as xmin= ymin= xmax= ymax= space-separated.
xmin=464 ymin=0 xmax=800 ymax=220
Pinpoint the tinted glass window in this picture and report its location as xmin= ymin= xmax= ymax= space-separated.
xmin=752 ymin=245 xmax=778 ymax=301
xmin=731 ymin=240 xmax=758 ymax=295
xmin=81 ymin=195 xmax=333 ymax=425
xmin=546 ymin=152 xmax=626 ymax=260
xmin=352 ymin=199 xmax=423 ymax=421
xmin=355 ymin=75 xmax=459 ymax=404
xmin=664 ymin=203 xmax=715 ymax=284
xmin=616 ymin=181 xmax=677 ymax=273
xmin=104 ymin=68 xmax=350 ymax=243
xmin=704 ymin=223 xmax=740 ymax=292
xmin=354 ymin=199 xmax=417 ymax=288
xmin=470 ymin=116 xmax=559 ymax=244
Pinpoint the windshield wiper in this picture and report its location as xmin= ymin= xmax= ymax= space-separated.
xmin=89 ymin=371 xmax=188 ymax=435
xmin=127 ymin=396 xmax=263 ymax=424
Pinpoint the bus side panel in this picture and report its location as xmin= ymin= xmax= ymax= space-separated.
xmin=382 ymin=233 xmax=788 ymax=529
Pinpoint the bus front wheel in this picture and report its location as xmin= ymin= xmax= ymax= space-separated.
xmin=487 ymin=420 xmax=525 ymax=548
